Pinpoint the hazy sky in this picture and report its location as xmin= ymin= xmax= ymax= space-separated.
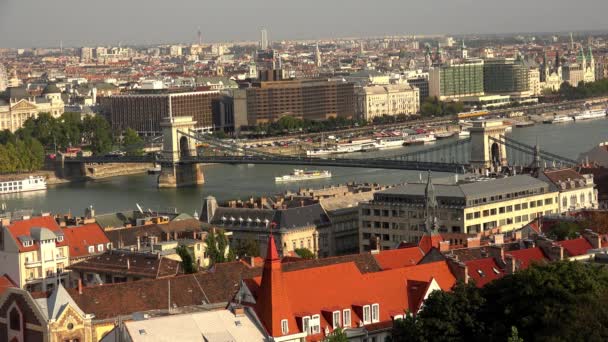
xmin=1 ymin=0 xmax=607 ymax=48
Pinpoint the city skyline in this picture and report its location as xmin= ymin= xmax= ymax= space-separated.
xmin=1 ymin=0 xmax=608 ymax=48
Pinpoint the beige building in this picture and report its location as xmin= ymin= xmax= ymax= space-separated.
xmin=0 ymin=85 xmax=64 ymax=132
xmin=359 ymin=175 xmax=560 ymax=251
xmin=528 ymin=68 xmax=542 ymax=96
xmin=0 ymin=215 xmax=70 ymax=292
xmin=539 ymin=168 xmax=598 ymax=213
xmin=355 ymin=84 xmax=419 ymax=121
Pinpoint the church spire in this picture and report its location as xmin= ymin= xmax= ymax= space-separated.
xmin=424 ymin=171 xmax=438 ymax=234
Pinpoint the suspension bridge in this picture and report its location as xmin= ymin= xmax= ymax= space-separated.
xmin=59 ymin=117 xmax=578 ymax=188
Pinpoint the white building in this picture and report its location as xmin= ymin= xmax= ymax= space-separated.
xmin=0 ymin=85 xmax=65 ymax=132
xmin=539 ymin=168 xmax=598 ymax=213
xmin=356 ymin=84 xmax=420 ymax=121
xmin=0 ymin=215 xmax=70 ymax=292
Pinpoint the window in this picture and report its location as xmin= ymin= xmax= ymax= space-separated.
xmin=482 ymin=210 xmax=489 ymax=217
xmin=371 ymin=304 xmax=380 ymax=323
xmin=332 ymin=311 xmax=341 ymax=329
xmin=22 ymin=240 xmax=33 ymax=247
xmin=97 ymin=244 xmax=104 ymax=252
xmin=57 ymin=235 xmax=64 ymax=242
xmin=466 ymin=213 xmax=473 ymax=220
xmin=302 ymin=316 xmax=310 ymax=335
xmin=490 ymin=208 xmax=497 ymax=215
xmin=545 ymin=198 xmax=553 ymax=205
xmin=9 ymin=307 xmax=21 ymax=331
xmin=499 ymin=207 xmax=506 ymax=214
xmin=536 ymin=200 xmax=543 ymax=207
xmin=474 ymin=212 xmax=480 ymax=219
xmin=311 ymin=315 xmax=321 ymax=334
xmin=88 ymin=246 xmax=95 ymax=253
xmin=530 ymin=201 xmax=536 ymax=208
xmin=363 ymin=305 xmax=371 ymax=324
xmin=106 ymin=242 xmax=112 ymax=249
xmin=343 ymin=309 xmax=351 ymax=327
xmin=514 ymin=204 xmax=521 ymax=211
xmin=281 ymin=319 xmax=289 ymax=334
xmin=522 ymin=203 xmax=528 ymax=209
xmin=506 ymin=206 xmax=513 ymax=213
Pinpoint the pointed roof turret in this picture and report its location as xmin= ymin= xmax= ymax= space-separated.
xmin=256 ymin=233 xmax=294 ymax=337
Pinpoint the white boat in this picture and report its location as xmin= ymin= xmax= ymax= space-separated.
xmin=436 ymin=132 xmax=456 ymax=140
xmin=0 ymin=176 xmax=46 ymax=194
xmin=306 ymin=147 xmax=340 ymax=156
xmin=375 ymin=136 xmax=405 ymax=149
xmin=403 ymin=134 xmax=436 ymax=145
xmin=551 ymin=115 xmax=574 ymax=123
xmin=275 ymin=169 xmax=332 ymax=183
xmin=458 ymin=129 xmax=470 ymax=138
xmin=573 ymin=109 xmax=606 ymax=121
xmin=147 ymin=164 xmax=162 ymax=174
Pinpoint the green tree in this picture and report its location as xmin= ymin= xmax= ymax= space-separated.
xmin=204 ymin=229 xmax=235 ymax=265
xmin=294 ymin=248 xmax=315 ymax=259
xmin=508 ymin=326 xmax=524 ymax=342
xmin=176 ymin=245 xmax=198 ymax=274
xmin=122 ymin=128 xmax=144 ymax=156
xmin=323 ymin=327 xmax=348 ymax=342
xmin=83 ymin=115 xmax=112 ymax=155
xmin=235 ymin=239 xmax=260 ymax=258
xmin=547 ymin=221 xmax=581 ymax=241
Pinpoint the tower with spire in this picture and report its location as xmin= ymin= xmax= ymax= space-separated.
xmin=424 ymin=171 xmax=439 ymax=234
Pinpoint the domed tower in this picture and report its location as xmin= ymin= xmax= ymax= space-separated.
xmin=42 ymin=83 xmax=61 ymax=102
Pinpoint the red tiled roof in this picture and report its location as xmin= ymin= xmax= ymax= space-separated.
xmin=418 ymin=234 xmax=443 ymax=254
xmin=62 ymin=223 xmax=110 ymax=258
xmin=465 ymin=258 xmax=504 ymax=287
xmin=506 ymin=247 xmax=548 ymax=269
xmin=556 ymin=238 xmax=593 ymax=257
xmin=373 ymin=247 xmax=425 ymax=270
xmin=247 ymin=258 xmax=456 ymax=338
xmin=0 ymin=274 xmax=16 ymax=295
xmin=6 ymin=216 xmax=66 ymax=252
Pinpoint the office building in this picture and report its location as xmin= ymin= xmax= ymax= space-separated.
xmin=355 ymin=84 xmax=420 ymax=121
xmin=407 ymin=75 xmax=429 ymax=103
xmin=429 ymin=60 xmax=485 ymax=100
xmin=483 ymin=58 xmax=530 ymax=95
xmin=80 ymin=47 xmax=93 ymax=62
xmin=103 ymin=90 xmax=220 ymax=134
xmin=233 ymin=79 xmax=355 ymax=127
xmin=260 ymin=28 xmax=269 ymax=50
xmin=359 ymin=175 xmax=560 ymax=251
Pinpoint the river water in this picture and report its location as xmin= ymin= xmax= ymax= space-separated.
xmin=3 ymin=119 xmax=608 ymax=216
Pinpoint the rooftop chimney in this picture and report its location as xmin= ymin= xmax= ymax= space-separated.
xmin=78 ymin=279 xmax=83 ymax=295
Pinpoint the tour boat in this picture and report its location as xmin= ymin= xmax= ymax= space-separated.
xmin=275 ymin=169 xmax=332 ymax=182
xmin=375 ymin=136 xmax=406 ymax=149
xmin=0 ymin=176 xmax=46 ymax=194
xmin=458 ymin=129 xmax=471 ymax=138
xmin=572 ymin=109 xmax=606 ymax=121
xmin=551 ymin=115 xmax=574 ymax=124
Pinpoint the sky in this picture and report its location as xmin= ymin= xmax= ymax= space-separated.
xmin=1 ymin=0 xmax=607 ymax=48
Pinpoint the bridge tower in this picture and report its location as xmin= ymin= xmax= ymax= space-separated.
xmin=469 ymin=120 xmax=508 ymax=173
xmin=157 ymin=116 xmax=205 ymax=188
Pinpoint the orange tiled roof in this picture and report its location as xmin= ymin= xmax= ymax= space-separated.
xmin=419 ymin=234 xmax=443 ymax=254
xmin=373 ymin=247 xmax=425 ymax=270
xmin=506 ymin=247 xmax=548 ymax=269
xmin=465 ymin=258 xmax=504 ymax=287
xmin=6 ymin=216 xmax=66 ymax=252
xmin=62 ymin=223 xmax=110 ymax=258
xmin=0 ymin=274 xmax=16 ymax=296
xmin=556 ymin=238 xmax=593 ymax=257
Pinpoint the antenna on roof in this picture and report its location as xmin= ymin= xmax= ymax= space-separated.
xmin=136 ymin=203 xmax=144 ymax=215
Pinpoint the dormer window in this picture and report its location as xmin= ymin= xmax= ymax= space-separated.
xmin=281 ymin=319 xmax=289 ymax=335
xmin=332 ymin=311 xmax=341 ymax=329
xmin=371 ymin=303 xmax=380 ymax=323
xmin=97 ymin=244 xmax=104 ymax=252
xmin=363 ymin=305 xmax=371 ymax=324
xmin=343 ymin=309 xmax=351 ymax=327
xmin=302 ymin=316 xmax=311 ymax=335
xmin=311 ymin=314 xmax=321 ymax=334
xmin=22 ymin=240 xmax=33 ymax=247
xmin=57 ymin=235 xmax=64 ymax=242
xmin=88 ymin=246 xmax=95 ymax=254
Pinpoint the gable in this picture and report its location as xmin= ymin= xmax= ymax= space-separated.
xmin=9 ymin=100 xmax=37 ymax=111
xmin=0 ymin=291 xmax=45 ymax=327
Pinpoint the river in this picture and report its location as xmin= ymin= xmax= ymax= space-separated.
xmin=3 ymin=118 xmax=608 ymax=216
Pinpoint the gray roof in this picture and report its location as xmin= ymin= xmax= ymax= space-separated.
xmin=3 ymin=87 xmax=29 ymax=100
xmin=275 ymin=203 xmax=329 ymax=229
xmin=30 ymin=227 xmax=57 ymax=241
xmin=459 ymin=175 xmax=549 ymax=200
xmin=379 ymin=183 xmax=465 ymax=199
xmin=209 ymin=203 xmax=330 ymax=230
xmin=36 ymin=283 xmax=86 ymax=321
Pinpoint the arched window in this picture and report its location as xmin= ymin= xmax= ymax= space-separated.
xmin=9 ymin=307 xmax=21 ymax=331
xmin=580 ymin=193 xmax=585 ymax=205
xmin=562 ymin=197 xmax=568 ymax=208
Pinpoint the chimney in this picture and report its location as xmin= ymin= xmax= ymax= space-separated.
xmin=370 ymin=235 xmax=381 ymax=255
xmin=232 ymin=305 xmax=245 ymax=317
xmin=536 ymin=237 xmax=564 ymax=261
xmin=466 ymin=237 xmax=481 ymax=248
xmin=248 ymin=256 xmax=256 ymax=267
xmin=136 ymin=236 xmax=141 ymax=251
xmin=488 ymin=245 xmax=505 ymax=262
xmin=504 ymin=254 xmax=517 ymax=274
xmin=582 ymin=229 xmax=601 ymax=249
xmin=127 ymin=258 xmax=130 ymax=269
xmin=446 ymin=255 xmax=469 ymax=284
xmin=439 ymin=240 xmax=450 ymax=252
xmin=514 ymin=231 xmax=522 ymax=241
xmin=492 ymin=233 xmax=504 ymax=245
xmin=78 ymin=279 xmax=83 ymax=295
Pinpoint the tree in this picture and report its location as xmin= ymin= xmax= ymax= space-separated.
xmin=547 ymin=221 xmax=581 ymax=241
xmin=204 ymin=229 xmax=235 ymax=265
xmin=323 ymin=328 xmax=348 ymax=342
xmin=234 ymin=239 xmax=260 ymax=258
xmin=176 ymin=245 xmax=198 ymax=274
xmin=83 ymin=115 xmax=112 ymax=155
xmin=122 ymin=128 xmax=144 ymax=156
xmin=392 ymin=261 xmax=608 ymax=342
xmin=294 ymin=248 xmax=315 ymax=259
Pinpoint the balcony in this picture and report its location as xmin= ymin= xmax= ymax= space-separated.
xmin=24 ymin=259 xmax=41 ymax=267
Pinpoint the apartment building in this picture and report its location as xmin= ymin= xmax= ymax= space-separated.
xmin=355 ymin=84 xmax=420 ymax=121
xmin=0 ymin=216 xmax=70 ymax=292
